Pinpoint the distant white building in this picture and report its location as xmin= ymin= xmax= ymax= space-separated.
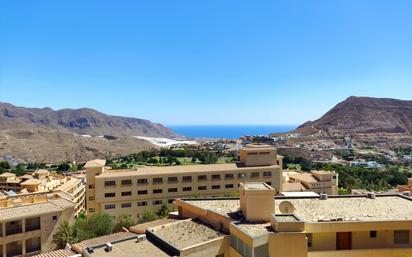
xmin=349 ymin=161 xmax=384 ymax=169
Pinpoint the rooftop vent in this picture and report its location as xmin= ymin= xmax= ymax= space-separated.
xmin=366 ymin=192 xmax=376 ymax=199
xmin=86 ymin=247 xmax=94 ymax=254
xmin=136 ymin=234 xmax=146 ymax=242
xmin=320 ymin=194 xmax=328 ymax=200
xmin=104 ymin=242 xmax=112 ymax=252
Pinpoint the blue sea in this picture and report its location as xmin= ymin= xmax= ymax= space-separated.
xmin=168 ymin=125 xmax=297 ymax=139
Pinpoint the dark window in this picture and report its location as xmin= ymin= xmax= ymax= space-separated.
xmin=52 ymin=216 xmax=58 ymax=221
xmin=121 ymin=191 xmax=132 ymax=196
xmin=153 ymin=189 xmax=163 ymax=194
xmin=137 ymin=190 xmax=148 ymax=195
xmin=212 ymin=185 xmax=220 ymax=190
xmin=88 ymin=208 xmax=95 ymax=212
xmin=225 ymin=174 xmax=234 ymax=179
xmin=263 ymin=172 xmax=272 ymax=177
xmin=168 ymin=199 xmax=174 ymax=204
xmin=394 ymin=230 xmax=410 ymax=244
xmin=266 ymin=182 xmax=272 ymax=185
xmin=307 ymin=233 xmax=313 ymax=248
xmin=152 ymin=200 xmax=162 ymax=205
xmin=104 ymin=181 xmax=116 ymax=187
xmin=370 ymin=231 xmax=377 ymax=238
xmin=105 ymin=192 xmax=115 ymax=198
xmin=198 ymin=186 xmax=207 ymax=191
xmin=137 ymin=178 xmax=148 ymax=184
xmin=225 ymin=184 xmax=234 ymax=189
xmin=121 ymin=203 xmax=132 ymax=208
xmin=168 ymin=188 xmax=178 ymax=193
xmin=251 ymin=172 xmax=259 ymax=178
xmin=121 ymin=179 xmax=132 ymax=186
xmin=137 ymin=201 xmax=147 ymax=206
xmin=105 ymin=204 xmax=116 ymax=209
xmin=247 ymin=152 xmax=258 ymax=155
xmin=198 ymin=175 xmax=207 ymax=181
xmin=168 ymin=177 xmax=178 ymax=183
xmin=89 ymin=196 xmax=95 ymax=201
xmin=211 ymin=174 xmax=221 ymax=180
xmin=153 ymin=177 xmax=163 ymax=184
xmin=183 ymin=187 xmax=192 ymax=192
xmin=182 ymin=176 xmax=192 ymax=182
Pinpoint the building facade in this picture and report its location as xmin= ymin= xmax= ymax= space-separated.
xmin=85 ymin=144 xmax=283 ymax=220
xmin=283 ymin=170 xmax=339 ymax=195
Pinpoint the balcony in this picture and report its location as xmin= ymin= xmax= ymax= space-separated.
xmin=6 ymin=221 xmax=22 ymax=236
xmin=25 ymin=217 xmax=41 ymax=232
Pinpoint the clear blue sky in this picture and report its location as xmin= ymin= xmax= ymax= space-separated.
xmin=1 ymin=0 xmax=411 ymax=125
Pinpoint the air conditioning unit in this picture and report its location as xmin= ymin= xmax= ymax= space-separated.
xmin=136 ymin=234 xmax=146 ymax=242
xmin=320 ymin=194 xmax=328 ymax=200
xmin=104 ymin=243 xmax=112 ymax=252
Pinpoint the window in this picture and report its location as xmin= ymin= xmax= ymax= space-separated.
xmin=238 ymin=173 xmax=247 ymax=179
xmin=138 ymin=190 xmax=148 ymax=195
xmin=212 ymin=185 xmax=220 ymax=190
xmin=198 ymin=186 xmax=207 ymax=191
xmin=168 ymin=199 xmax=174 ymax=204
xmin=182 ymin=176 xmax=192 ymax=182
xmin=104 ymin=180 xmax=116 ymax=187
xmin=251 ymin=172 xmax=259 ymax=178
xmin=211 ymin=174 xmax=221 ymax=180
xmin=266 ymin=182 xmax=272 ymax=185
xmin=121 ymin=179 xmax=132 ymax=186
xmin=137 ymin=178 xmax=148 ymax=184
xmin=225 ymin=174 xmax=234 ymax=179
xmin=198 ymin=175 xmax=207 ymax=181
xmin=89 ymin=185 xmax=95 ymax=189
xmin=153 ymin=178 xmax=163 ymax=184
xmin=153 ymin=200 xmax=162 ymax=205
xmin=105 ymin=204 xmax=116 ymax=209
xmin=260 ymin=151 xmax=270 ymax=155
xmin=263 ymin=172 xmax=272 ymax=177
xmin=247 ymin=152 xmax=257 ymax=155
xmin=225 ymin=184 xmax=234 ymax=189
xmin=394 ymin=230 xmax=410 ymax=244
xmin=88 ymin=196 xmax=95 ymax=201
xmin=88 ymin=208 xmax=95 ymax=212
xmin=231 ymin=234 xmax=252 ymax=257
xmin=121 ymin=203 xmax=132 ymax=208
xmin=370 ymin=231 xmax=377 ymax=238
xmin=121 ymin=191 xmax=132 ymax=196
xmin=137 ymin=201 xmax=147 ymax=206
xmin=153 ymin=189 xmax=163 ymax=194
xmin=183 ymin=187 xmax=192 ymax=192
xmin=104 ymin=192 xmax=115 ymax=198
xmin=307 ymin=233 xmax=313 ymax=248
xmin=168 ymin=177 xmax=178 ymax=183
xmin=168 ymin=188 xmax=178 ymax=193
xmin=52 ymin=216 xmax=58 ymax=221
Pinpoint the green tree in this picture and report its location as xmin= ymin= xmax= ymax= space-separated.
xmin=53 ymin=220 xmax=76 ymax=248
xmin=140 ymin=210 xmax=158 ymax=223
xmin=57 ymin=163 xmax=70 ymax=172
xmin=88 ymin=213 xmax=114 ymax=237
xmin=115 ymin=214 xmax=136 ymax=232
xmin=156 ymin=203 xmax=169 ymax=218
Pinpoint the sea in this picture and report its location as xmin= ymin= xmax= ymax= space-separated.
xmin=168 ymin=125 xmax=297 ymax=139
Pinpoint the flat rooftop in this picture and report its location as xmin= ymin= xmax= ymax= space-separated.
xmin=0 ymin=197 xmax=74 ymax=221
xmin=98 ymin=163 xmax=278 ymax=178
xmin=32 ymin=249 xmax=78 ymax=257
xmin=183 ymin=195 xmax=412 ymax=223
xmin=90 ymin=239 xmax=168 ymax=257
xmin=236 ymin=222 xmax=272 ymax=237
xmin=71 ymin=232 xmax=137 ymax=253
xmin=151 ymin=219 xmax=224 ymax=249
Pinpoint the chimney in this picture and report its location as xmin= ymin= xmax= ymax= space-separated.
xmin=240 ymin=182 xmax=275 ymax=222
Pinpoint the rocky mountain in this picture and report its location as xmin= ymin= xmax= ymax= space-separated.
xmin=0 ymin=102 xmax=177 ymax=163
xmin=296 ymin=96 xmax=412 ymax=135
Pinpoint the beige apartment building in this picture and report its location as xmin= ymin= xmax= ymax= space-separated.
xmin=0 ymin=193 xmax=75 ymax=257
xmin=283 ymin=170 xmax=339 ymax=195
xmin=0 ymin=170 xmax=86 ymax=218
xmin=85 ymin=144 xmax=283 ymax=220
xmin=41 ymin=182 xmax=412 ymax=257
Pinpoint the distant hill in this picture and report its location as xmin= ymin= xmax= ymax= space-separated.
xmin=0 ymin=102 xmax=177 ymax=163
xmin=295 ymin=96 xmax=412 ymax=135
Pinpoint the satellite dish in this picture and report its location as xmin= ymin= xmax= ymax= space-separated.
xmin=279 ymin=201 xmax=295 ymax=214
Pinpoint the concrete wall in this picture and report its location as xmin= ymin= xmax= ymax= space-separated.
xmin=268 ymin=232 xmax=307 ymax=257
xmin=309 ymin=248 xmax=412 ymax=257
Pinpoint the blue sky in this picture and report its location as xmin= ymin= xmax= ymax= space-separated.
xmin=1 ymin=0 xmax=411 ymax=125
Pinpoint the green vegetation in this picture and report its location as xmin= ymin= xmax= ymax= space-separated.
xmin=108 ymin=148 xmax=237 ymax=169
xmin=53 ymin=203 xmax=172 ymax=248
xmin=0 ymin=161 xmax=83 ymax=176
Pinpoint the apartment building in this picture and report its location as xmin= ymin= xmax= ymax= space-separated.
xmin=0 ymin=170 xmax=86 ymax=218
xmin=85 ymin=144 xmax=283 ymax=220
xmin=283 ymin=170 xmax=339 ymax=195
xmin=0 ymin=193 xmax=75 ymax=257
xmin=41 ymin=182 xmax=412 ymax=257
